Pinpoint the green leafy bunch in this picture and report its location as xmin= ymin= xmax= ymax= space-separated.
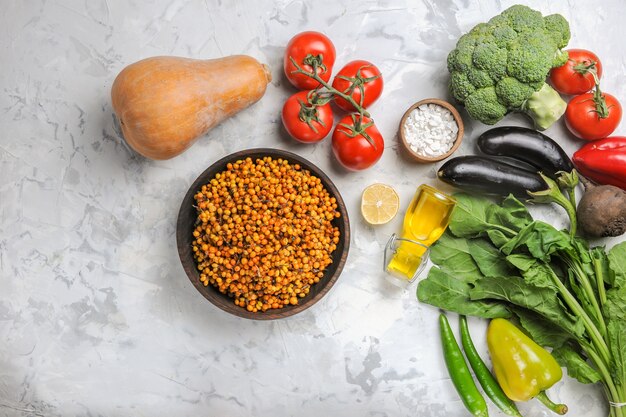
xmin=418 ymin=193 xmax=626 ymax=417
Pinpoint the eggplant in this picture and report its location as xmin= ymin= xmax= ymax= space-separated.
xmin=477 ymin=126 xmax=574 ymax=178
xmin=437 ymin=156 xmax=548 ymax=198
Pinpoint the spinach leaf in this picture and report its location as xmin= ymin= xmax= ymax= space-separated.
xmin=429 ymin=233 xmax=481 ymax=282
xmin=608 ymin=242 xmax=626 ymax=288
xmin=500 ymin=221 xmax=572 ymax=261
xmin=591 ymin=246 xmax=613 ymax=288
xmin=486 ymin=194 xmax=533 ymax=232
xmin=416 ymin=268 xmax=511 ymax=319
xmin=513 ymin=307 xmax=572 ymax=349
xmin=506 ymin=254 xmax=558 ymax=290
xmin=605 ymin=287 xmax=626 ymax=322
xmin=607 ymin=320 xmax=626 ymax=387
xmin=571 ymin=236 xmax=593 ymax=266
xmin=468 ymin=239 xmax=515 ymax=278
xmin=552 ymin=344 xmax=602 ymax=384
xmin=448 ymin=193 xmax=516 ymax=240
xmin=469 ymin=275 xmax=584 ymax=338
xmin=486 ymin=229 xmax=511 ymax=249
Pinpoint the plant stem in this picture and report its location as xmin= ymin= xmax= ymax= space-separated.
xmin=289 ymin=57 xmax=370 ymax=117
xmin=547 ymin=267 xmax=611 ymax=366
xmin=556 ymin=171 xmax=579 ymax=222
xmin=493 ymin=224 xmax=518 ymax=238
xmin=536 ymin=391 xmax=568 ymax=415
xmin=567 ymin=187 xmax=576 ymax=211
xmin=529 ymin=174 xmax=577 ymax=236
xmin=592 ymin=255 xmax=608 ymax=307
xmin=563 ymin=255 xmax=607 ymax=338
xmin=552 ymin=191 xmax=578 ymax=237
xmin=583 ymin=344 xmax=625 ymax=417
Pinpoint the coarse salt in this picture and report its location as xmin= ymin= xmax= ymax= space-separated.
xmin=402 ymin=103 xmax=458 ymax=158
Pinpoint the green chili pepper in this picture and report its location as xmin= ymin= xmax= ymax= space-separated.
xmin=459 ymin=316 xmax=523 ymax=417
xmin=439 ymin=313 xmax=489 ymax=417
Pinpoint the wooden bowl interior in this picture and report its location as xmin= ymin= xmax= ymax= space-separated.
xmin=399 ymin=98 xmax=464 ymax=163
xmin=176 ymin=148 xmax=350 ymax=320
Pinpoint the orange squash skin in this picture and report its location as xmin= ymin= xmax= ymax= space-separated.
xmin=111 ymin=55 xmax=271 ymax=160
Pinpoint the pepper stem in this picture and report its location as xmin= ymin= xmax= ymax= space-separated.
xmin=536 ymin=391 xmax=568 ymax=415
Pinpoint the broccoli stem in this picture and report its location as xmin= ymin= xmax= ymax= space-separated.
xmin=521 ymin=83 xmax=567 ymax=130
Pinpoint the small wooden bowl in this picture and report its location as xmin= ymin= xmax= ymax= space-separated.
xmin=398 ymin=98 xmax=464 ymax=163
xmin=176 ymin=148 xmax=350 ymax=320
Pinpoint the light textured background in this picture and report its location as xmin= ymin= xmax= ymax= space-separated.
xmin=1 ymin=0 xmax=624 ymax=416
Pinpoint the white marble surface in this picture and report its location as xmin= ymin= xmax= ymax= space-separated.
xmin=2 ymin=1 xmax=625 ymax=416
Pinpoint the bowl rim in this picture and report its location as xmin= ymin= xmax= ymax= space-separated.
xmin=176 ymin=147 xmax=351 ymax=320
xmin=398 ymin=98 xmax=464 ymax=163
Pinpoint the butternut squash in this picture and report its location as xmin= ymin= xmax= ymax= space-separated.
xmin=111 ymin=55 xmax=271 ymax=160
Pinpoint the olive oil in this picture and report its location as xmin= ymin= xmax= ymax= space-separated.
xmin=385 ymin=184 xmax=456 ymax=281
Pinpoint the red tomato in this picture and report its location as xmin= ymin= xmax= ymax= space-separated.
xmin=565 ymin=91 xmax=622 ymax=140
xmin=282 ymin=91 xmax=334 ymax=143
xmin=283 ymin=31 xmax=336 ymax=90
xmin=550 ymin=49 xmax=603 ymax=95
xmin=332 ymin=114 xmax=384 ymax=170
xmin=332 ymin=60 xmax=383 ymax=111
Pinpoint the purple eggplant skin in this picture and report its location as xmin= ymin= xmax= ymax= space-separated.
xmin=437 ymin=155 xmax=548 ymax=199
xmin=477 ymin=126 xmax=574 ymax=178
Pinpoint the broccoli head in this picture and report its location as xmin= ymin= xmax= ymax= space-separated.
xmin=447 ymin=5 xmax=570 ymax=129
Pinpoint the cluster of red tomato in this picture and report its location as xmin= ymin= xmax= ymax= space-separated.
xmin=281 ymin=31 xmax=385 ymax=171
xmin=550 ymin=49 xmax=622 ymax=140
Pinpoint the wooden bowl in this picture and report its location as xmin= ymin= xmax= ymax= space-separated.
xmin=176 ymin=148 xmax=351 ymax=320
xmin=398 ymin=98 xmax=464 ymax=163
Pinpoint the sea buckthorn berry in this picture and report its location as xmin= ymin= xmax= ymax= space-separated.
xmin=192 ymin=156 xmax=340 ymax=312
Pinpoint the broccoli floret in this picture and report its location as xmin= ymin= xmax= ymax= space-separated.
xmin=552 ymin=49 xmax=569 ymax=68
xmin=465 ymin=87 xmax=508 ymax=125
xmin=447 ymin=5 xmax=570 ymax=129
xmin=488 ymin=14 xmax=509 ymax=28
xmin=456 ymin=33 xmax=478 ymax=50
xmin=496 ymin=77 xmax=536 ymax=108
xmin=469 ymin=22 xmax=493 ymax=38
xmin=544 ymin=14 xmax=571 ymax=48
xmin=450 ymin=72 xmax=476 ymax=102
xmin=473 ymin=42 xmax=508 ymax=81
xmin=467 ymin=67 xmax=494 ymax=89
xmin=448 ymin=45 xmax=474 ymax=72
xmin=502 ymin=5 xmax=544 ymax=32
xmin=506 ymin=36 xmax=554 ymax=83
xmin=491 ymin=26 xmax=518 ymax=48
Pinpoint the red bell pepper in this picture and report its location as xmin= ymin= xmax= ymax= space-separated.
xmin=573 ymin=136 xmax=626 ymax=190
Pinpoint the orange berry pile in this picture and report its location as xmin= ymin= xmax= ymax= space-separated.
xmin=192 ymin=156 xmax=341 ymax=312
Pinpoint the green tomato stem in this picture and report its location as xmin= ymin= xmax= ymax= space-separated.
xmin=289 ymin=56 xmax=371 ymax=117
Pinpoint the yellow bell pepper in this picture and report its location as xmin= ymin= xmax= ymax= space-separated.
xmin=487 ymin=318 xmax=568 ymax=415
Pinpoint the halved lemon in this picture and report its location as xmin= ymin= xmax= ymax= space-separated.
xmin=361 ymin=183 xmax=400 ymax=225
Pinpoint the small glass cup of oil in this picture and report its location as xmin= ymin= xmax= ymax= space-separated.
xmin=384 ymin=184 xmax=456 ymax=284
